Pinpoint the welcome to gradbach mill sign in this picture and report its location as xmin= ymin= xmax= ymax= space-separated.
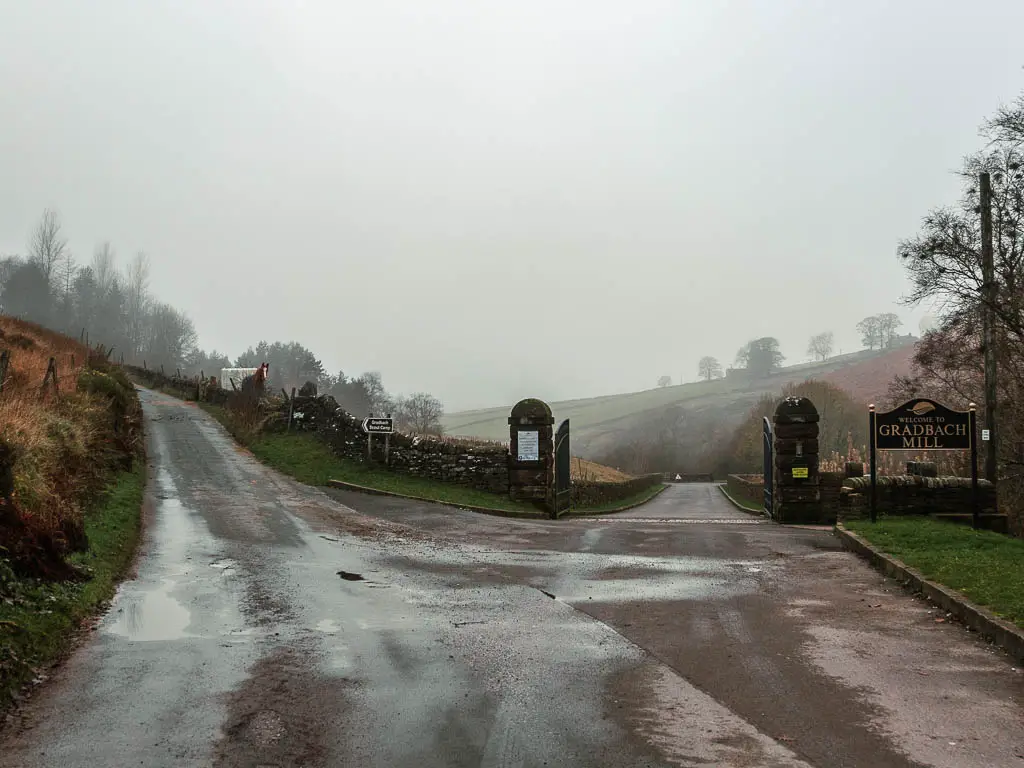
xmin=869 ymin=398 xmax=979 ymax=526
xmin=874 ymin=399 xmax=972 ymax=451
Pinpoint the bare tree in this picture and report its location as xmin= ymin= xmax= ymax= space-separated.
xmin=698 ymin=356 xmax=723 ymax=381
xmin=91 ymin=241 xmax=117 ymax=297
xmin=124 ymin=251 xmax=150 ymax=359
xmin=28 ymin=208 xmax=67 ymax=283
xmin=395 ymin=392 xmax=445 ymax=435
xmin=807 ymin=331 xmax=834 ymax=361
xmin=856 ymin=316 xmax=882 ymax=349
xmin=876 ymin=313 xmax=902 ymax=348
xmin=896 ymin=92 xmax=1024 ymax=525
xmin=357 ymin=371 xmax=393 ymax=415
xmin=54 ymin=247 xmax=78 ymax=323
xmin=899 ymin=140 xmax=1024 ymax=346
xmin=657 ymin=375 xmax=672 ymax=388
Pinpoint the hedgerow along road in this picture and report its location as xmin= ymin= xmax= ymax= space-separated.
xmin=1 ymin=389 xmax=1021 ymax=767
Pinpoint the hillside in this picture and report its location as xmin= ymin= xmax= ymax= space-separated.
xmin=819 ymin=344 xmax=916 ymax=405
xmin=442 ymin=344 xmax=917 ymax=459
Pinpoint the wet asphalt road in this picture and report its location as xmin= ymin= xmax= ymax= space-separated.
xmin=2 ymin=390 xmax=1023 ymax=767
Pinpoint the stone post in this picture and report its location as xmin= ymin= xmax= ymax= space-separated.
xmin=773 ymin=396 xmax=822 ymax=523
xmin=507 ymin=398 xmax=555 ymax=513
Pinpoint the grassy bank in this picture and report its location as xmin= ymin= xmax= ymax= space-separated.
xmin=566 ymin=483 xmax=668 ymax=515
xmin=0 ymin=465 xmax=145 ymax=708
xmin=845 ymin=518 xmax=1024 ymax=628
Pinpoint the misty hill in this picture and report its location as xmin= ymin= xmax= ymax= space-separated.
xmin=441 ymin=343 xmax=917 ymax=460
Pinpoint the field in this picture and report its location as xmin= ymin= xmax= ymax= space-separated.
xmin=442 ymin=345 xmax=917 ymax=458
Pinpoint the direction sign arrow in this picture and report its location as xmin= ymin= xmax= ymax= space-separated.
xmin=362 ymin=417 xmax=394 ymax=434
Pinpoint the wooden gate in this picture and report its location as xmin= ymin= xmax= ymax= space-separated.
xmin=762 ymin=416 xmax=774 ymax=518
xmin=554 ymin=418 xmax=571 ymax=517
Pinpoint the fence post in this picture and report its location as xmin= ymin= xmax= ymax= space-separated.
xmin=0 ymin=350 xmax=9 ymax=393
xmin=287 ymin=387 xmax=296 ymax=431
xmin=41 ymin=357 xmax=59 ymax=397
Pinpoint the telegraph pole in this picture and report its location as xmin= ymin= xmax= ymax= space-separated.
xmin=979 ymin=172 xmax=998 ymax=483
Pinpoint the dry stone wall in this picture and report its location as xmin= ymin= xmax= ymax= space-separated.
xmin=839 ymin=475 xmax=998 ymax=519
xmin=285 ymin=394 xmax=510 ymax=493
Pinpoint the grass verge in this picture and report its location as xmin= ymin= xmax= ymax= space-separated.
xmin=845 ymin=517 xmax=1024 ymax=628
xmin=220 ymin=424 xmax=541 ymax=514
xmin=1 ymin=464 xmax=146 ymax=708
xmin=718 ymin=484 xmax=763 ymax=514
xmin=202 ymin=405 xmax=663 ymax=516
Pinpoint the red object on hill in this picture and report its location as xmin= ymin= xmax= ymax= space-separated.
xmin=818 ymin=345 xmax=917 ymax=405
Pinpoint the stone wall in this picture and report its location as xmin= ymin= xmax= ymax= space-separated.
xmin=570 ymin=474 xmax=664 ymax=509
xmin=727 ymin=471 xmax=962 ymax=526
xmin=839 ymin=475 xmax=998 ymax=520
xmin=284 ymin=394 xmax=510 ymax=494
xmin=819 ymin=471 xmax=845 ymax=519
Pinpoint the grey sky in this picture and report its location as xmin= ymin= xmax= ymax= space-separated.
xmin=2 ymin=1 xmax=1023 ymax=411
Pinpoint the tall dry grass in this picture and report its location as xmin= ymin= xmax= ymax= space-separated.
xmin=0 ymin=316 xmax=133 ymax=554
xmin=818 ymin=439 xmax=972 ymax=477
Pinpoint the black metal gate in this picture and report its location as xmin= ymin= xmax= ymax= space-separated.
xmin=554 ymin=418 xmax=571 ymax=517
xmin=762 ymin=416 xmax=774 ymax=518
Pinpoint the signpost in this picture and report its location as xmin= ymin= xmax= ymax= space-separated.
xmin=869 ymin=399 xmax=978 ymax=527
xmin=362 ymin=414 xmax=395 ymax=464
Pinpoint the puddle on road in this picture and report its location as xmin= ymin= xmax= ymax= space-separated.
xmin=108 ymin=576 xmax=194 ymax=642
xmin=105 ymin=469 xmax=229 ymax=642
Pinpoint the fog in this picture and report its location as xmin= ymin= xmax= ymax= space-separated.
xmin=2 ymin=1 xmax=1023 ymax=411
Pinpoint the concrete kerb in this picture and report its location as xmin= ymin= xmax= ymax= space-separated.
xmin=326 ymin=480 xmax=669 ymax=520
xmin=834 ymin=523 xmax=1024 ymax=664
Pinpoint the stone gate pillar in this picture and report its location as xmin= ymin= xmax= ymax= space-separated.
xmin=773 ymin=396 xmax=822 ymax=523
xmin=508 ymin=398 xmax=555 ymax=512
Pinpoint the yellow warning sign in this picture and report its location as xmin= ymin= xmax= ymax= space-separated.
xmin=792 ymin=467 xmax=809 ymax=479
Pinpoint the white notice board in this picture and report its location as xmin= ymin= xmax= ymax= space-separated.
xmin=517 ymin=430 xmax=539 ymax=462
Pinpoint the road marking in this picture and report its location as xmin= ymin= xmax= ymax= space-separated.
xmin=588 ymin=518 xmax=768 ymax=524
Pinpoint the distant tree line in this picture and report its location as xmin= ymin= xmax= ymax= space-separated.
xmin=0 ymin=209 xmax=445 ymax=435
